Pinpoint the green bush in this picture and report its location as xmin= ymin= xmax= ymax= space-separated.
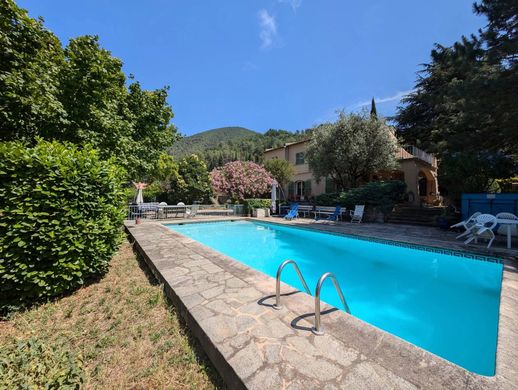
xmin=0 ymin=337 xmax=84 ymax=388
xmin=313 ymin=192 xmax=341 ymax=206
xmin=243 ymin=198 xmax=272 ymax=214
xmin=143 ymin=181 xmax=168 ymax=203
xmin=0 ymin=139 xmax=126 ymax=312
xmin=315 ymin=181 xmax=406 ymax=214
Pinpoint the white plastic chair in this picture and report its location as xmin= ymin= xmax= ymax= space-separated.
xmin=464 ymin=214 xmax=498 ymax=248
xmin=451 ymin=211 xmax=481 ymax=239
xmin=185 ymin=204 xmax=199 ymax=218
xmin=495 ymin=212 xmax=518 ymax=236
xmin=350 ymin=205 xmax=365 ymax=223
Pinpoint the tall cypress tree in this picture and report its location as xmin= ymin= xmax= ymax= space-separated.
xmin=370 ymin=98 xmax=377 ymax=118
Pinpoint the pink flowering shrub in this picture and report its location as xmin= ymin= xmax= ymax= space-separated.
xmin=210 ymin=161 xmax=273 ymax=201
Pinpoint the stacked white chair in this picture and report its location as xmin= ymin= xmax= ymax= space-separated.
xmin=463 ymin=214 xmax=498 ymax=249
xmin=451 ymin=211 xmax=481 ymax=239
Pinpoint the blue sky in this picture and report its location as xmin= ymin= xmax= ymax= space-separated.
xmin=19 ymin=0 xmax=484 ymax=135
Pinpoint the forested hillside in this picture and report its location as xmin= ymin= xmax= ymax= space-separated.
xmin=170 ymin=127 xmax=310 ymax=170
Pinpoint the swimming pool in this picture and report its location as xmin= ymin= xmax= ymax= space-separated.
xmin=166 ymin=220 xmax=503 ymax=376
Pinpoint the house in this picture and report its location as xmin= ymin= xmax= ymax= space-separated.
xmin=263 ymin=138 xmax=439 ymax=206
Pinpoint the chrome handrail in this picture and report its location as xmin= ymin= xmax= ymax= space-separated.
xmin=312 ymin=272 xmax=350 ymax=335
xmin=273 ymin=260 xmax=311 ymax=310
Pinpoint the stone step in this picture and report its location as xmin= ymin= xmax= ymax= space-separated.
xmin=386 ymin=206 xmax=443 ymax=227
xmin=386 ymin=218 xmax=437 ymax=227
xmin=394 ymin=208 xmax=444 ymax=215
xmin=388 ymin=215 xmax=435 ymax=223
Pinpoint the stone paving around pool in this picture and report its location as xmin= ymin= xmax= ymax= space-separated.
xmin=125 ymin=218 xmax=518 ymax=390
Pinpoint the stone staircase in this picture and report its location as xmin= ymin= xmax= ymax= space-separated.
xmin=386 ymin=205 xmax=445 ymax=227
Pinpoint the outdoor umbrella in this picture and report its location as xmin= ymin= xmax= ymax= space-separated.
xmin=133 ymin=182 xmax=146 ymax=204
xmin=271 ymin=180 xmax=278 ymax=214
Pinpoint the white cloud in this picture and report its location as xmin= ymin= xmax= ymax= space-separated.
xmin=258 ymin=9 xmax=277 ymax=49
xmin=315 ymin=89 xmax=415 ymax=125
xmin=351 ymin=90 xmax=414 ymax=109
xmin=279 ymin=0 xmax=302 ymax=11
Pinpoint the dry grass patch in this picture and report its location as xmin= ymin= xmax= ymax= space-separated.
xmin=0 ymin=242 xmax=223 ymax=389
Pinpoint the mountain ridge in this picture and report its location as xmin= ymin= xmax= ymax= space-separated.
xmin=169 ymin=126 xmax=310 ymax=169
xmin=169 ymin=126 xmax=258 ymax=157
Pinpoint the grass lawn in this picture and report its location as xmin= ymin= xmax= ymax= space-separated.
xmin=0 ymin=241 xmax=223 ymax=389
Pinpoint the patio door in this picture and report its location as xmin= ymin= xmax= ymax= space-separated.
xmin=295 ymin=181 xmax=305 ymax=200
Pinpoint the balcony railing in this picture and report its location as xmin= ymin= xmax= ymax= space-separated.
xmin=398 ymin=145 xmax=437 ymax=168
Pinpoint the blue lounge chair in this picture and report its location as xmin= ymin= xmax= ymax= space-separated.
xmin=315 ymin=205 xmax=341 ymax=221
xmin=284 ymin=203 xmax=299 ymax=220
xmin=326 ymin=205 xmax=342 ymax=221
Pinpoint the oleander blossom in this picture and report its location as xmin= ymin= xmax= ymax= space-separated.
xmin=210 ymin=161 xmax=274 ymax=201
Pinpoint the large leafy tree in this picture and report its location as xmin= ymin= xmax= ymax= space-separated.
xmin=0 ymin=1 xmax=176 ymax=180
xmin=0 ymin=0 xmax=67 ymax=141
xmin=125 ymin=82 xmax=176 ymax=179
xmin=168 ymin=155 xmax=212 ymax=204
xmin=59 ymin=35 xmax=133 ymax=160
xmin=439 ymin=152 xmax=514 ymax=198
xmin=264 ymin=158 xmax=295 ymax=200
xmin=306 ymin=112 xmax=398 ymax=189
xmin=395 ymin=0 xmax=517 ymax=199
xmin=264 ymin=158 xmax=295 ymax=187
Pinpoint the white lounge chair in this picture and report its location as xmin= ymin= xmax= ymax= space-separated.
xmin=451 ymin=211 xmax=481 ymax=239
xmin=495 ymin=212 xmax=518 ymax=236
xmin=350 ymin=205 xmax=365 ymax=223
xmin=463 ymin=214 xmax=498 ymax=248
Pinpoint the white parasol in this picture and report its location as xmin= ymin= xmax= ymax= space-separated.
xmin=271 ymin=180 xmax=278 ymax=214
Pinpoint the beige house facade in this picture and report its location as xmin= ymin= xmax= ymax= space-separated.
xmin=264 ymin=139 xmax=439 ymax=206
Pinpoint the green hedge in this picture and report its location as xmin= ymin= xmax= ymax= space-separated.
xmin=0 ymin=140 xmax=126 ymax=312
xmin=243 ymin=198 xmax=271 ymax=214
xmin=315 ymin=181 xmax=407 ymax=214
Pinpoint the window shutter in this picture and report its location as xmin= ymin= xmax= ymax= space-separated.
xmin=288 ymin=182 xmax=295 ymax=196
xmin=304 ymin=180 xmax=312 ymax=196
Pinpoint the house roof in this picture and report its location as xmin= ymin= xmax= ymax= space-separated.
xmin=264 ymin=139 xmax=310 ymax=152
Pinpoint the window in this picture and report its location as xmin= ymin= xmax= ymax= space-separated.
xmin=295 ymin=152 xmax=305 ymax=165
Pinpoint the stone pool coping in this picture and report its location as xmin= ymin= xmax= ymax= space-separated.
xmin=125 ymin=218 xmax=518 ymax=389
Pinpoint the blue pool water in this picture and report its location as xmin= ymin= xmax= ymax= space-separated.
xmin=167 ymin=220 xmax=503 ymax=375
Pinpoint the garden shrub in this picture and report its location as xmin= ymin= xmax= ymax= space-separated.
xmin=342 ymin=180 xmax=407 ymax=214
xmin=142 ymin=181 xmax=168 ymax=203
xmin=314 ymin=192 xmax=341 ymax=206
xmin=243 ymin=198 xmax=272 ymax=214
xmin=0 ymin=337 xmax=84 ymax=388
xmin=315 ymin=181 xmax=407 ymax=214
xmin=0 ymin=139 xmax=126 ymax=312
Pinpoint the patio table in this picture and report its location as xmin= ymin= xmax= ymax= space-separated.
xmin=496 ymin=218 xmax=518 ymax=249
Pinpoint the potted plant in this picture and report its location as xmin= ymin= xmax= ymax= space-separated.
xmin=436 ymin=206 xmax=459 ymax=230
xmin=245 ymin=199 xmax=272 ymax=218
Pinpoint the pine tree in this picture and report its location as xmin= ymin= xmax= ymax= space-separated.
xmin=370 ymin=98 xmax=377 ymax=118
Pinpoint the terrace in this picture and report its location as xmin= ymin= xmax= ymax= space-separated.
xmin=398 ymin=145 xmax=438 ymax=168
xmin=126 ymin=217 xmax=518 ymax=389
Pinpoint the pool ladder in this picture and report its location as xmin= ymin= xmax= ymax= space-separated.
xmin=274 ymin=260 xmax=350 ymax=335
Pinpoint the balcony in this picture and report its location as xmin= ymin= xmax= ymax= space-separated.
xmin=397 ymin=145 xmax=437 ymax=168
